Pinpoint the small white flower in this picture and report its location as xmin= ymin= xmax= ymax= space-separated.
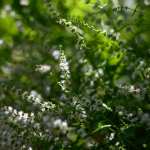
xmin=136 ymin=89 xmax=140 ymax=93
xmin=23 ymin=113 xmax=28 ymax=120
xmin=61 ymin=121 xmax=68 ymax=128
xmin=129 ymin=85 xmax=134 ymax=93
xmin=128 ymin=113 xmax=133 ymax=117
xmin=8 ymin=106 xmax=13 ymax=112
xmin=53 ymin=119 xmax=62 ymax=127
xmin=60 ymin=62 xmax=68 ymax=67
xmin=30 ymin=112 xmax=34 ymax=117
xmin=41 ymin=107 xmax=45 ymax=112
xmin=18 ymin=111 xmax=23 ymax=117
xmin=118 ymin=111 xmax=123 ymax=116
xmin=59 ymin=19 xmax=66 ymax=24
xmin=19 ymin=110 xmax=23 ymax=115
xmin=109 ymin=133 xmax=115 ymax=140
xmin=36 ymin=97 xmax=41 ymax=103
xmin=52 ymin=50 xmax=60 ymax=60
xmin=39 ymin=65 xmax=51 ymax=73
xmin=0 ymin=39 xmax=4 ymax=45
xmin=20 ymin=0 xmax=29 ymax=6
xmin=4 ymin=110 xmax=9 ymax=114
xmin=13 ymin=109 xmax=17 ymax=115
xmin=21 ymin=145 xmax=26 ymax=149
xmin=70 ymin=26 xmax=77 ymax=32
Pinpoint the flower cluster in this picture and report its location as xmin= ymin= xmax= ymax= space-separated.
xmin=58 ymin=45 xmax=70 ymax=91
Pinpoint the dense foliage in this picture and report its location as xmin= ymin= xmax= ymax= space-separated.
xmin=0 ymin=0 xmax=150 ymax=149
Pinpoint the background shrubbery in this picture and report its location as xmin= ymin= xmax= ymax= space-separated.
xmin=0 ymin=0 xmax=150 ymax=149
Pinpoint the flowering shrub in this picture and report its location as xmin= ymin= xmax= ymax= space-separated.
xmin=0 ymin=0 xmax=150 ymax=149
